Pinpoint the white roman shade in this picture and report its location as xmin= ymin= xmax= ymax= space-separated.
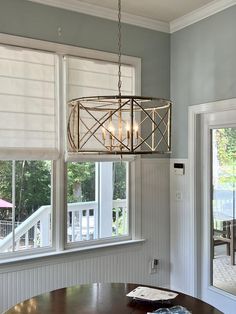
xmin=66 ymin=56 xmax=134 ymax=99
xmin=0 ymin=44 xmax=59 ymax=160
xmin=66 ymin=55 xmax=135 ymax=158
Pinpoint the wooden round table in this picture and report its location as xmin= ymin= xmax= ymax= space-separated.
xmin=4 ymin=283 xmax=223 ymax=314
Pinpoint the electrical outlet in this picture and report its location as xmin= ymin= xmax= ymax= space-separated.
xmin=150 ymin=258 xmax=159 ymax=274
xmin=175 ymin=191 xmax=183 ymax=201
xmin=58 ymin=27 xmax=62 ymax=37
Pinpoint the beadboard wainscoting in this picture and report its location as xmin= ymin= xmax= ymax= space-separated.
xmin=170 ymin=159 xmax=194 ymax=295
xmin=0 ymin=158 xmax=170 ymax=313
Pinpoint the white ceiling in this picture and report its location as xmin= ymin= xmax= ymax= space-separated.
xmin=77 ymin=0 xmax=214 ymax=22
xmin=28 ymin=0 xmax=236 ymax=32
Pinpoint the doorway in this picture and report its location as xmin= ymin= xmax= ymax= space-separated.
xmin=188 ymin=99 xmax=236 ymax=314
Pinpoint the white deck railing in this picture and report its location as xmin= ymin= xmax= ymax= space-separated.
xmin=67 ymin=201 xmax=98 ymax=242
xmin=0 ymin=205 xmax=51 ymax=252
xmin=0 ymin=199 xmax=127 ymax=252
xmin=112 ymin=199 xmax=128 ymax=236
xmin=0 ymin=220 xmax=20 ymax=239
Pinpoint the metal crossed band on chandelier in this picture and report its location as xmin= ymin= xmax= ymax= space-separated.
xmin=67 ymin=0 xmax=172 ymax=155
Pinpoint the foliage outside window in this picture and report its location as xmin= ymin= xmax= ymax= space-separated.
xmin=215 ymin=128 xmax=236 ymax=189
xmin=0 ymin=161 xmax=52 ymax=253
xmin=212 ymin=128 xmax=236 ymax=229
xmin=67 ymin=162 xmax=96 ymax=203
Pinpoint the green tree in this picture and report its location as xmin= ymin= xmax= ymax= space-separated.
xmin=67 ymin=161 xmax=127 ymax=202
xmin=215 ymin=128 xmax=236 ymax=188
xmin=0 ymin=161 xmax=12 ymax=220
xmin=0 ymin=161 xmax=51 ymax=221
xmin=113 ymin=162 xmax=126 ymax=199
xmin=0 ymin=160 xmax=127 ymax=222
xmin=67 ymin=162 xmax=95 ymax=202
xmin=216 ymin=128 xmax=236 ymax=166
xmin=15 ymin=161 xmax=51 ymax=221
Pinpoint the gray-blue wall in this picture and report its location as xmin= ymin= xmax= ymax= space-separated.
xmin=0 ymin=0 xmax=170 ymax=100
xmin=171 ymin=5 xmax=236 ymax=158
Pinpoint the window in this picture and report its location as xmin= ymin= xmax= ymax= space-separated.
xmin=66 ymin=161 xmax=129 ymax=244
xmin=0 ymin=36 xmax=140 ymax=260
xmin=65 ymin=55 xmax=134 ymax=246
xmin=0 ymin=44 xmax=58 ymax=257
xmin=0 ymin=161 xmax=52 ymax=253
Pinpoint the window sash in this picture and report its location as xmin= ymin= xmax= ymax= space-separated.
xmin=65 ymin=161 xmax=130 ymax=246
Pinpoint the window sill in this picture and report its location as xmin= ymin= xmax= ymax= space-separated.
xmin=0 ymin=239 xmax=146 ymax=272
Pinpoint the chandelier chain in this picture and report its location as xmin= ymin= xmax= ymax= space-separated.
xmin=118 ymin=0 xmax=122 ymax=97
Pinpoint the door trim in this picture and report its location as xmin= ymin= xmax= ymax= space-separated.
xmin=188 ymin=98 xmax=236 ymax=297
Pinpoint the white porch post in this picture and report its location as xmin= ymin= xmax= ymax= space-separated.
xmin=40 ymin=207 xmax=50 ymax=247
xmin=94 ymin=163 xmax=99 ymax=239
xmin=99 ymin=162 xmax=113 ymax=238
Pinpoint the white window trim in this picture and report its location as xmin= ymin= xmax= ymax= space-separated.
xmin=0 ymin=33 xmax=142 ymax=263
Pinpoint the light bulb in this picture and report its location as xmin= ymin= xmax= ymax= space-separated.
xmin=133 ymin=123 xmax=139 ymax=139
xmin=126 ymin=123 xmax=130 ymax=139
xmin=108 ymin=124 xmax=114 ymax=135
xmin=108 ymin=123 xmax=115 ymax=149
xmin=102 ymin=127 xmax=106 ymax=141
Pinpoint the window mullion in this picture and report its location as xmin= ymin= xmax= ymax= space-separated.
xmin=95 ymin=162 xmax=99 ymax=240
xmin=54 ymin=54 xmax=66 ymax=252
xmin=12 ymin=161 xmax=16 ymax=252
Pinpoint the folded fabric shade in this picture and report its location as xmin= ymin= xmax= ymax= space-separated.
xmin=0 ymin=199 xmax=12 ymax=208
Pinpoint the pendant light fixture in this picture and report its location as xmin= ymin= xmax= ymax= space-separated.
xmin=67 ymin=0 xmax=172 ymax=155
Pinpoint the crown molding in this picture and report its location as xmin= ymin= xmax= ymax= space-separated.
xmin=170 ymin=0 xmax=236 ymax=33
xmin=27 ymin=0 xmax=170 ymax=33
xmin=26 ymin=0 xmax=236 ymax=34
